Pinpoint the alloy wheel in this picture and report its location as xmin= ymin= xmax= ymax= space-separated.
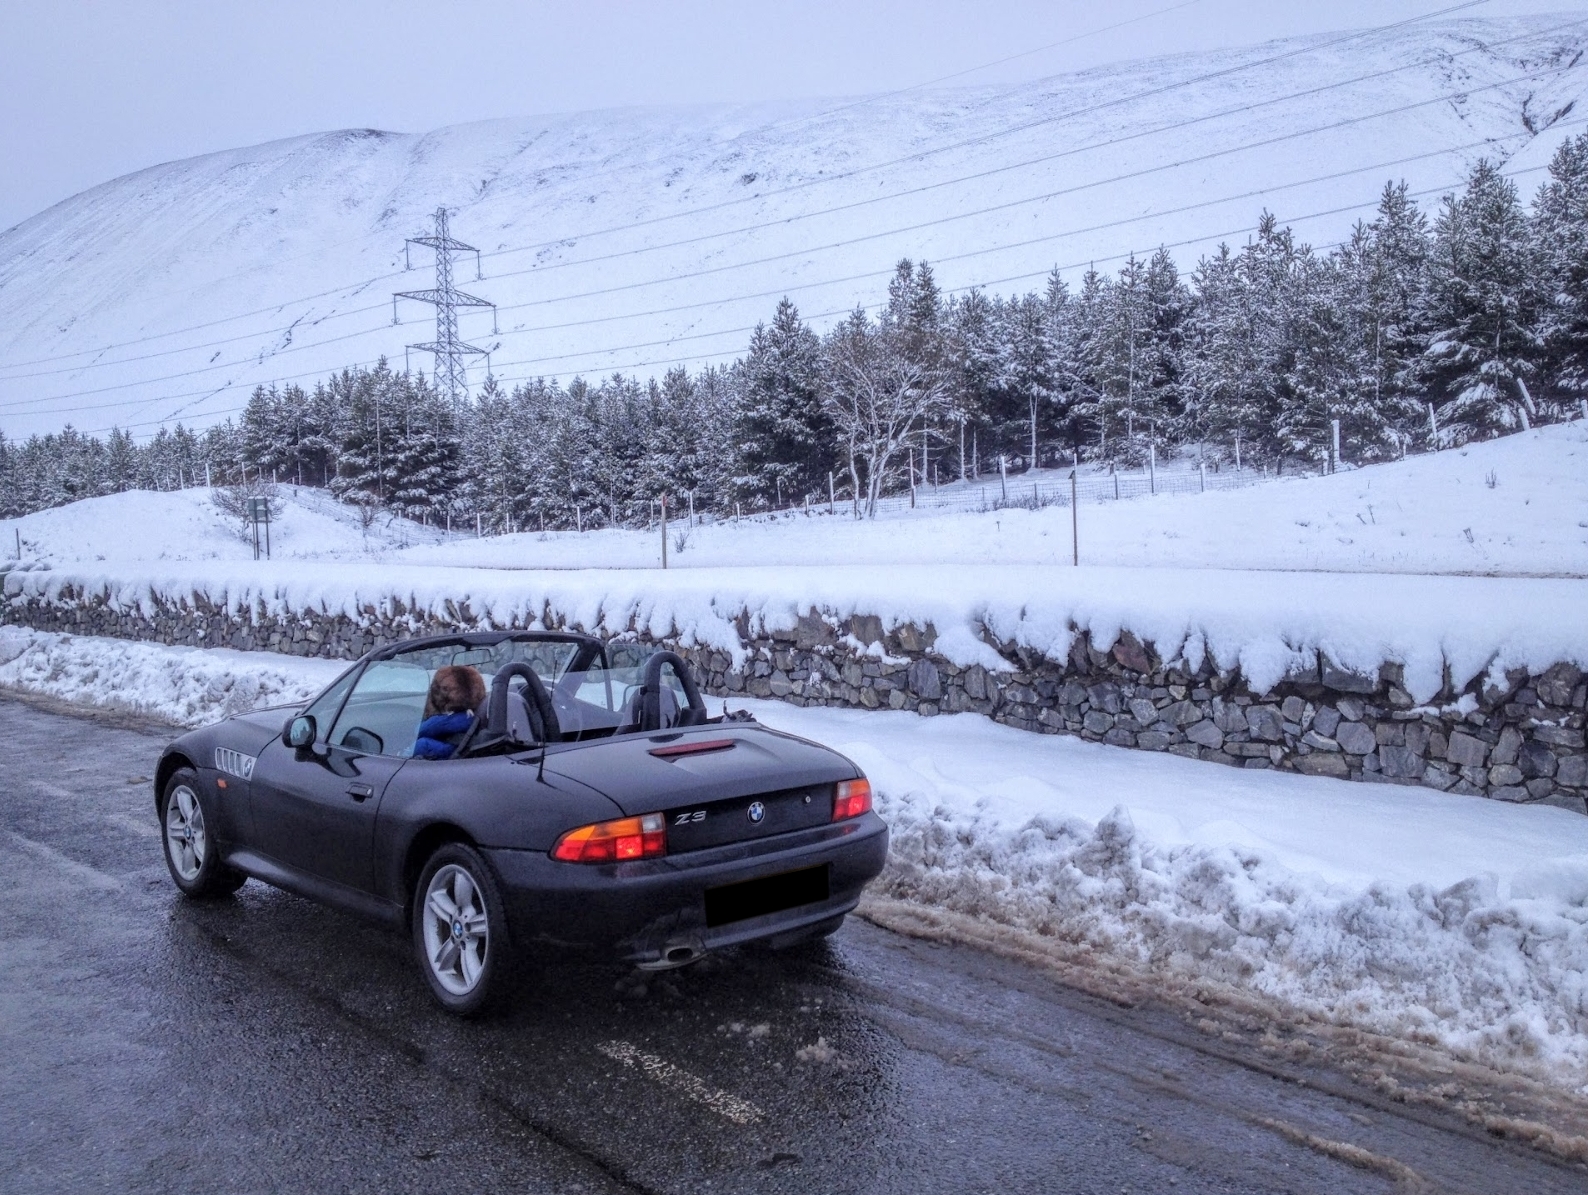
xmin=165 ymin=784 xmax=207 ymax=881
xmin=422 ymin=864 xmax=489 ymax=996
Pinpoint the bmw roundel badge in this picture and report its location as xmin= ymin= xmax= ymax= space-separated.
xmin=747 ymin=800 xmax=766 ymax=824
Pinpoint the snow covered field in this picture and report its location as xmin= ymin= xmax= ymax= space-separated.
xmin=392 ymin=421 xmax=1588 ymax=577
xmin=2 ymin=16 xmax=1584 ymax=439
xmin=5 ymin=422 xmax=1585 ymax=577
xmin=4 ymin=624 xmax=1586 ymax=1089
xmin=2 ymin=484 xmax=443 ymax=564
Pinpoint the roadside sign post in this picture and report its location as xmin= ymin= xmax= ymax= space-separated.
xmin=247 ymin=496 xmax=271 ymax=561
xmin=1070 ymin=470 xmax=1078 ymax=566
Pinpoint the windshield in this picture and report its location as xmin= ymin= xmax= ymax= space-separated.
xmin=384 ymin=638 xmax=585 ymax=686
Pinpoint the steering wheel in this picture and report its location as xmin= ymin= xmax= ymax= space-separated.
xmin=634 ymin=651 xmax=708 ymax=732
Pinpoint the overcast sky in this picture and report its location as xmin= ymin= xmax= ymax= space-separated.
xmin=1 ymin=0 xmax=1581 ymax=232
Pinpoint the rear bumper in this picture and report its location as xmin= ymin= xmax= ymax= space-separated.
xmin=485 ymin=812 xmax=889 ymax=964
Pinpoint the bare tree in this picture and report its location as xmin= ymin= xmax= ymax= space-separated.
xmin=820 ymin=308 xmax=946 ymax=518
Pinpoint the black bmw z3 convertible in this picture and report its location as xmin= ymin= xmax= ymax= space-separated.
xmin=154 ymin=630 xmax=889 ymax=1014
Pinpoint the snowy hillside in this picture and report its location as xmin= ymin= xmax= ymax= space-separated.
xmin=1 ymin=484 xmax=443 ymax=565
xmin=4 ymin=421 xmax=1583 ymax=574
xmin=394 ymin=421 xmax=1588 ymax=577
xmin=3 ymin=15 xmax=1587 ymax=440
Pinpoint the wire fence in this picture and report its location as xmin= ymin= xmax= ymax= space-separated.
xmin=863 ymin=462 xmax=1269 ymax=518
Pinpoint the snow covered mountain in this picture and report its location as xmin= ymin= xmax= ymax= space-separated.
xmin=2 ymin=13 xmax=1586 ymax=441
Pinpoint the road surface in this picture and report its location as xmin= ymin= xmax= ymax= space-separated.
xmin=2 ymin=696 xmax=1583 ymax=1194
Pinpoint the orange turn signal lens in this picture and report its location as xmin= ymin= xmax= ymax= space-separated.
xmin=552 ymin=813 xmax=667 ymax=863
xmin=833 ymin=778 xmax=872 ymax=821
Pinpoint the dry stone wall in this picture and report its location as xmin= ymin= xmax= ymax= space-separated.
xmin=6 ymin=581 xmax=1585 ymax=815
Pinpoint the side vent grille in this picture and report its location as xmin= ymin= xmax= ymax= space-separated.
xmin=214 ymin=748 xmax=257 ymax=781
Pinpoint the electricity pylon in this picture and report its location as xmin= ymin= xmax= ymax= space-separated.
xmin=392 ymin=207 xmax=498 ymax=402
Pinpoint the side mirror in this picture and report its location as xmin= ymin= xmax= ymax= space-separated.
xmin=283 ymin=714 xmax=317 ymax=751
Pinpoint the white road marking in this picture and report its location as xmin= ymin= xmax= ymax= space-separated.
xmin=4 ymin=831 xmax=123 ymax=891
xmin=105 ymin=813 xmax=159 ymax=840
xmin=596 ymin=1039 xmax=764 ymax=1126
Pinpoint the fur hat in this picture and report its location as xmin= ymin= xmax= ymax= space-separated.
xmin=424 ymin=664 xmax=487 ymax=718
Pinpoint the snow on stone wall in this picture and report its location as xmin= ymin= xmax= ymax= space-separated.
xmin=4 ymin=561 xmax=1586 ymax=809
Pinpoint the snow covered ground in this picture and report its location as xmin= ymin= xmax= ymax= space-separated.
xmin=4 ymin=623 xmax=1586 ymax=1089
xmin=392 ymin=421 xmax=1588 ymax=577
xmin=1 ymin=484 xmax=444 ymax=565
xmin=2 ymin=15 xmax=1585 ymax=440
xmin=5 ymin=422 xmax=1585 ymax=577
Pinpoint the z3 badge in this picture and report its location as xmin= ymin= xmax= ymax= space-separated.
xmin=674 ymin=810 xmax=706 ymax=826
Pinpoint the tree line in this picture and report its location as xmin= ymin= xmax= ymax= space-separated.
xmin=5 ymin=135 xmax=1588 ymax=526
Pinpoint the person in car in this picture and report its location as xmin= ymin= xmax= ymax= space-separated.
xmin=412 ymin=665 xmax=487 ymax=759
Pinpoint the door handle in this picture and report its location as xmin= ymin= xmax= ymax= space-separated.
xmin=346 ymin=782 xmax=374 ymax=802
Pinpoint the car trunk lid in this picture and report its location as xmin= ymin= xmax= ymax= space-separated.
xmin=540 ymin=725 xmax=852 ymax=850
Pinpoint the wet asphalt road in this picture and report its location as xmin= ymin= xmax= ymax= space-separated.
xmin=3 ymin=697 xmax=1586 ymax=1195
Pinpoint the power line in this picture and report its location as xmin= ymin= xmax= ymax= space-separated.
xmin=7 ymin=112 xmax=1567 ymax=423
xmin=0 ymin=0 xmax=1494 ymax=376
xmin=3 ymin=54 xmax=1564 ymax=418
xmin=466 ymin=0 xmax=1494 ymax=271
xmin=0 ymin=1 xmax=1212 ymax=379
xmin=752 ymin=0 xmax=1208 ymax=133
xmin=63 ymin=153 xmax=1566 ymax=441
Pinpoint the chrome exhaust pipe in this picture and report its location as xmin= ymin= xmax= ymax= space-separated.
xmin=636 ymin=942 xmax=704 ymax=970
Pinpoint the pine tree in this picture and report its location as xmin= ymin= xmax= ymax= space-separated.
xmin=1417 ymin=159 xmax=1542 ymax=440
xmin=1534 ymin=132 xmax=1588 ymax=408
xmin=330 ymin=361 xmax=399 ymax=507
xmin=996 ymin=292 xmax=1060 ymax=471
xmin=944 ymin=289 xmax=1001 ymax=477
xmin=104 ymin=428 xmax=139 ymax=492
xmin=736 ymin=298 xmax=833 ymax=508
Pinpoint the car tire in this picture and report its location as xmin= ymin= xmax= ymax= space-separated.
xmin=412 ymin=842 xmax=515 ymax=1016
xmin=160 ymin=769 xmax=247 ymax=898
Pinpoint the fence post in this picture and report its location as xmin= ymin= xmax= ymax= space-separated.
xmin=1199 ymin=461 xmax=1205 ymax=492
xmin=1580 ymin=399 xmax=1588 ymax=421
xmin=1070 ymin=470 xmax=1078 ymax=566
xmin=1330 ymin=418 xmax=1341 ymax=474
xmin=661 ymin=494 xmax=668 ymax=569
xmin=1113 ymin=470 xmax=1119 ymax=500
xmin=999 ymin=455 xmax=1008 ymax=502
xmin=689 ymin=489 xmax=695 ymax=526
xmin=1427 ymin=402 xmax=1439 ymax=440
xmin=829 ymin=471 xmax=835 ymax=514
xmin=1234 ymin=432 xmax=1241 ymax=471
xmin=1149 ymin=443 xmax=1156 ymax=494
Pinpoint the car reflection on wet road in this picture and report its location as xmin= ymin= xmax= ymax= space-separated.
xmin=3 ymin=696 xmax=1584 ymax=1195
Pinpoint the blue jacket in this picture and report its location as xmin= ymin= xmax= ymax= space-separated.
xmin=412 ymin=711 xmax=475 ymax=760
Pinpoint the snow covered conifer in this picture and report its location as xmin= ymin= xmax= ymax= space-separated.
xmin=1533 ymin=132 xmax=1588 ymax=408
xmin=737 ymin=298 xmax=833 ymax=509
xmin=1417 ymin=160 xmax=1542 ymax=441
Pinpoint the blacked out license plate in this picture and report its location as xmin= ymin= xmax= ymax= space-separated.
xmin=704 ymin=865 xmax=830 ymax=928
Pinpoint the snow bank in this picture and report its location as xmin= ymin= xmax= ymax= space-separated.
xmin=0 ymin=625 xmax=343 ymax=724
xmin=7 ymin=557 xmax=1587 ymax=703
xmin=5 ymin=628 xmax=1588 ymax=1088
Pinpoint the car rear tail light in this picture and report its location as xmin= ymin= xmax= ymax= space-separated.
xmin=832 ymin=778 xmax=872 ymax=821
xmin=552 ymin=813 xmax=667 ymax=862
